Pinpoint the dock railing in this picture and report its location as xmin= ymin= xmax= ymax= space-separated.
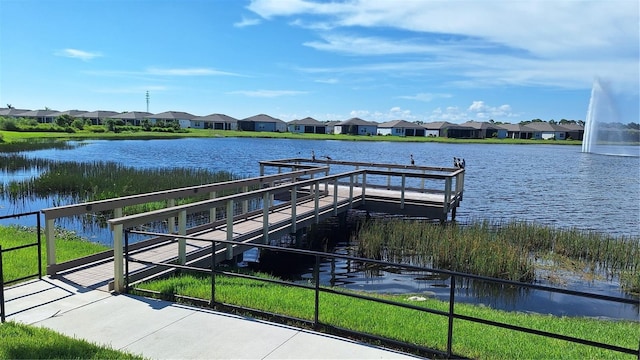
xmin=124 ymin=229 xmax=640 ymax=359
xmin=40 ymin=166 xmax=329 ymax=276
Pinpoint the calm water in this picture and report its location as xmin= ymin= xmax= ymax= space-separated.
xmin=3 ymin=138 xmax=639 ymax=236
xmin=1 ymin=138 xmax=639 ymax=320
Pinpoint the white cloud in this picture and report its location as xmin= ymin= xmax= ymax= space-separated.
xmin=314 ymin=78 xmax=338 ymax=84
xmin=228 ymin=89 xmax=308 ymax=97
xmin=55 ymin=48 xmax=102 ymax=61
xmin=249 ymin=0 xmax=639 ymax=92
xmin=467 ymin=101 xmax=518 ymax=120
xmin=234 ymin=16 xmax=261 ymax=27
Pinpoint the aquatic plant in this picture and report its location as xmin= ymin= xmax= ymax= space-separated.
xmin=355 ymin=218 xmax=639 ymax=290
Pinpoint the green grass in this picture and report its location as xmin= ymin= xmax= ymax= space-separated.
xmin=0 ymin=225 xmax=110 ymax=283
xmin=0 ymin=321 xmax=144 ymax=359
xmin=0 ymin=128 xmax=584 ymax=145
xmin=137 ymin=271 xmax=640 ymax=360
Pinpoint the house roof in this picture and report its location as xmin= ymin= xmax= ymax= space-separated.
xmin=378 ymin=119 xmax=423 ymax=129
xmin=79 ymin=110 xmax=120 ymax=119
xmin=241 ymin=114 xmax=285 ymax=123
xmin=193 ymin=113 xmax=238 ymax=123
xmin=148 ymin=111 xmax=197 ymax=120
xmin=557 ymin=123 xmax=584 ymax=131
xmin=523 ymin=122 xmax=567 ymax=132
xmin=57 ymin=110 xmax=88 ymax=117
xmin=337 ymin=117 xmax=377 ymax=126
xmin=499 ymin=123 xmax=535 ymax=132
xmin=111 ymin=111 xmax=152 ymax=120
xmin=459 ymin=120 xmax=505 ymax=130
xmin=0 ymin=108 xmax=31 ymax=116
xmin=15 ymin=109 xmax=59 ymax=117
xmin=289 ymin=117 xmax=324 ymax=126
xmin=422 ymin=121 xmax=456 ymax=130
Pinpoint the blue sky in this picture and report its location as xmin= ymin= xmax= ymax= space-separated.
xmin=1 ymin=0 xmax=638 ymax=124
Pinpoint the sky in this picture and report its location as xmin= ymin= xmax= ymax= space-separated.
xmin=0 ymin=0 xmax=638 ymax=124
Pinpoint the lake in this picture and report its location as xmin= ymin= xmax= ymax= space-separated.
xmin=3 ymin=137 xmax=639 ymax=237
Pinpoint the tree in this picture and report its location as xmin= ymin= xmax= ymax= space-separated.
xmin=56 ymin=114 xmax=74 ymax=127
xmin=6 ymin=104 xmax=13 ymax=109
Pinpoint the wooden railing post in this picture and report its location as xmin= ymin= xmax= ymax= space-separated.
xmin=113 ymin=224 xmax=124 ymax=293
xmin=387 ymin=167 xmax=391 ymax=189
xmin=242 ymin=186 xmax=249 ymax=214
xmin=333 ymin=179 xmax=338 ymax=216
xmin=400 ymin=174 xmax=406 ymax=209
xmin=226 ymin=199 xmax=234 ymax=260
xmin=444 ymin=177 xmax=452 ymax=219
xmin=291 ymin=185 xmax=297 ymax=233
xmin=263 ymin=191 xmax=270 ymax=244
xmin=178 ymin=210 xmax=187 ymax=265
xmin=167 ymin=199 xmax=176 ymax=234
xmin=348 ymin=174 xmax=354 ymax=209
xmin=314 ymin=181 xmax=320 ymax=223
xmin=44 ymin=216 xmax=56 ymax=275
xmin=361 ymin=172 xmax=367 ymax=205
xmin=209 ymin=191 xmax=217 ymax=222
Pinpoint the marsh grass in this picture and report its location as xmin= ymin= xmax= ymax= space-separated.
xmin=1 ymin=156 xmax=236 ymax=204
xmin=355 ymin=218 xmax=640 ymax=293
xmin=0 ymin=321 xmax=144 ymax=359
xmin=137 ymin=271 xmax=639 ymax=360
xmin=0 ymin=225 xmax=110 ymax=283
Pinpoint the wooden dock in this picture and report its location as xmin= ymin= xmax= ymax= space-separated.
xmin=41 ymin=158 xmax=465 ymax=292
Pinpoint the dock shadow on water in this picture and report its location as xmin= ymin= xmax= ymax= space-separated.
xmin=250 ymin=210 xmax=640 ymax=321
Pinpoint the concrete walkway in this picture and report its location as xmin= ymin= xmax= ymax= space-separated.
xmin=3 ymin=277 xmax=424 ymax=359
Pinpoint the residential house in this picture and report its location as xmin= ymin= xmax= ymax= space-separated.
xmin=499 ymin=123 xmax=535 ymax=139
xmin=191 ymin=113 xmax=238 ymax=130
xmin=459 ymin=120 xmax=507 ymax=139
xmin=377 ymin=120 xmax=425 ymax=136
xmin=111 ymin=111 xmax=153 ymax=126
xmin=79 ymin=111 xmax=120 ymax=125
xmin=146 ymin=111 xmax=196 ymax=129
xmin=57 ymin=110 xmax=88 ymax=118
xmin=287 ymin=117 xmax=327 ymax=134
xmin=422 ymin=121 xmax=478 ymax=138
xmin=238 ymin=114 xmax=287 ymax=132
xmin=524 ymin=122 xmax=567 ymax=140
xmin=333 ymin=118 xmax=378 ymax=135
xmin=557 ymin=123 xmax=584 ymax=140
xmin=14 ymin=109 xmax=59 ymax=123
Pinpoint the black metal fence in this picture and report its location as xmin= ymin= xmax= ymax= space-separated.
xmin=125 ymin=229 xmax=640 ymax=359
xmin=0 ymin=211 xmax=43 ymax=323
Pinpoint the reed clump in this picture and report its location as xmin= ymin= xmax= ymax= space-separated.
xmin=355 ymin=219 xmax=640 ymax=292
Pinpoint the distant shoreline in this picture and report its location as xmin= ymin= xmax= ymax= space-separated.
xmin=0 ymin=129 xmax=585 ymax=145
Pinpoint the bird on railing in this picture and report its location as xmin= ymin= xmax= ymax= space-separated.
xmin=410 ymin=154 xmax=415 ymax=166
xmin=322 ymin=155 xmax=332 ymax=161
xmin=460 ymin=158 xmax=465 ymax=169
xmin=453 ymin=157 xmax=459 ymax=168
xmin=311 ymin=150 xmax=316 ymax=161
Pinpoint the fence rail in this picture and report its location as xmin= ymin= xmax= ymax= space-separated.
xmin=0 ymin=211 xmax=43 ymax=323
xmin=124 ymin=229 xmax=639 ymax=359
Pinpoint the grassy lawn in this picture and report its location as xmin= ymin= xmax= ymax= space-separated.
xmin=0 ymin=225 xmax=110 ymax=283
xmin=0 ymin=322 xmax=144 ymax=359
xmin=137 ymin=272 xmax=640 ymax=360
xmin=0 ymin=128 xmax=584 ymax=145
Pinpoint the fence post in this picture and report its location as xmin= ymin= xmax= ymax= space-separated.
xmin=209 ymin=191 xmax=217 ymax=222
xmin=361 ymin=173 xmax=367 ymax=205
xmin=314 ymin=255 xmax=320 ymax=327
xmin=178 ymin=210 xmax=187 ymax=265
xmin=443 ymin=177 xmax=452 ymax=220
xmin=314 ymin=181 xmax=320 ymax=223
xmin=400 ymin=174 xmax=406 ymax=209
xmin=333 ymin=179 xmax=338 ymax=216
xmin=36 ymin=214 xmax=42 ymax=279
xmin=291 ymin=185 xmax=297 ymax=233
xmin=447 ymin=275 xmax=456 ymax=357
xmin=1 ymin=245 xmax=5 ymax=323
xmin=113 ymin=224 xmax=124 ymax=293
xmin=226 ymin=199 xmax=234 ymax=260
xmin=44 ymin=216 xmax=56 ymax=275
xmin=263 ymin=191 xmax=270 ymax=244
xmin=167 ymin=199 xmax=176 ymax=234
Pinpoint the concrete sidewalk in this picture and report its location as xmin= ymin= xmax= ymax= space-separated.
xmin=3 ymin=278 xmax=424 ymax=359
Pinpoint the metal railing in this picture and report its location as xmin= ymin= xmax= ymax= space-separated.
xmin=0 ymin=211 xmax=43 ymax=323
xmin=123 ymin=229 xmax=639 ymax=359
